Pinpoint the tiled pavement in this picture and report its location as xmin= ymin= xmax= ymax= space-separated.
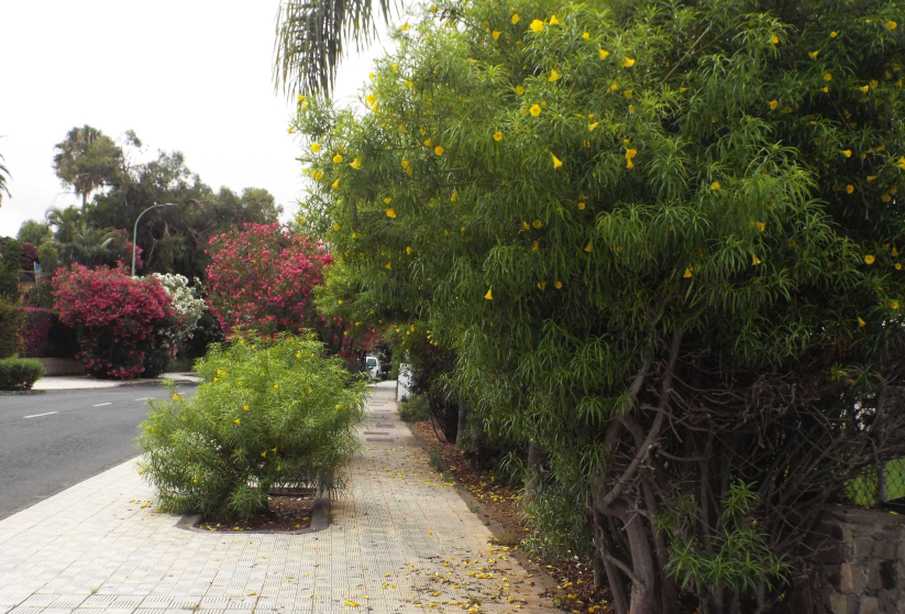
xmin=0 ymin=384 xmax=556 ymax=613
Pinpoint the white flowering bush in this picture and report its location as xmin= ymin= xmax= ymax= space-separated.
xmin=151 ymin=273 xmax=206 ymax=352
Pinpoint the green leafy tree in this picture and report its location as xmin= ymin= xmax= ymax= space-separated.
xmin=17 ymin=220 xmax=53 ymax=245
xmin=52 ymin=125 xmax=124 ymax=208
xmin=296 ymin=1 xmax=905 ymax=612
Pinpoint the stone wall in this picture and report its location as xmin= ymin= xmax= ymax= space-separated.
xmin=809 ymin=505 xmax=905 ymax=614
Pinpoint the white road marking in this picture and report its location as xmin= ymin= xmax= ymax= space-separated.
xmin=23 ymin=411 xmax=58 ymax=419
xmin=134 ymin=397 xmax=152 ymax=402
xmin=92 ymin=402 xmax=113 ymax=407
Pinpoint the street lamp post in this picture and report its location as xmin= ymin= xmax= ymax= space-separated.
xmin=132 ymin=202 xmax=177 ymax=277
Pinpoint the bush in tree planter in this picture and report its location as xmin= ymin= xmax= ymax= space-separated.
xmin=138 ymin=334 xmax=366 ymax=521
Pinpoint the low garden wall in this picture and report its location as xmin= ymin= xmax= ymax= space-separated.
xmin=806 ymin=505 xmax=905 ymax=614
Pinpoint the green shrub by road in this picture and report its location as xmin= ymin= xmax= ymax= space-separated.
xmin=0 ymin=357 xmax=44 ymax=391
xmin=138 ymin=334 xmax=366 ymax=521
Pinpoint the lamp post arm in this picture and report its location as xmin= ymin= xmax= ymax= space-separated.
xmin=131 ymin=203 xmax=172 ymax=277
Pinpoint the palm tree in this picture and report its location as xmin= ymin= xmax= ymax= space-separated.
xmin=0 ymin=152 xmax=9 ymax=205
xmin=274 ymin=0 xmax=396 ymax=97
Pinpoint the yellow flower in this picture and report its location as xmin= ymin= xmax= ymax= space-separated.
xmin=531 ymin=240 xmax=540 ymax=252
xmin=171 ymin=393 xmax=182 ymax=401
xmin=537 ymin=280 xmax=547 ymax=290
xmin=529 ymin=19 xmax=544 ymax=33
xmin=233 ymin=418 xmax=241 ymax=426
xmin=484 ymin=288 xmax=493 ymax=301
xmin=491 ymin=30 xmax=501 ymax=41
xmin=311 ymin=142 xmax=322 ymax=153
xmin=808 ymin=50 xmax=819 ymax=60
xmin=584 ymin=241 xmax=593 ymax=253
xmin=349 ymin=158 xmax=362 ymax=170
xmin=830 ymin=31 xmax=838 ymax=38
xmin=401 ymin=159 xmax=412 ymax=176
xmin=864 ymin=254 xmax=876 ymax=265
xmin=493 ymin=130 xmax=504 ymax=142
xmin=755 ymin=221 xmax=766 ymax=233
xmin=434 ymin=145 xmax=445 ymax=156
xmin=548 ymin=69 xmax=561 ymax=82
xmin=841 ymin=149 xmax=853 ymax=158
xmin=823 ymin=71 xmax=833 ymax=81
xmin=423 ymin=137 xmax=432 ymax=147
xmin=365 ymin=94 xmax=378 ymax=110
xmin=529 ymin=103 xmax=542 ymax=117
xmin=332 ymin=153 xmax=344 ymax=164
xmin=520 ymin=220 xmax=529 ymax=232
xmin=272 ymin=383 xmax=279 ymax=390
xmin=549 ymin=15 xmax=560 ymax=26
xmin=858 ymin=316 xmax=866 ymax=328
xmin=399 ymin=21 xmax=411 ymax=32
xmin=897 ymin=263 xmax=903 ymax=271
xmin=260 ymin=451 xmax=267 ymax=459
xmin=384 ymin=261 xmax=392 ymax=270
xmin=582 ymin=31 xmax=590 ymax=41
xmin=588 ymin=121 xmax=599 ymax=132
xmin=287 ymin=126 xmax=295 ymax=134
xmin=710 ymin=181 xmax=721 ymax=192
xmin=532 ymin=219 xmax=544 ymax=229
xmin=242 ymin=403 xmax=251 ymax=412
xmin=551 ymin=153 xmax=562 ymax=169
xmin=331 ymin=178 xmax=341 ymax=190
xmin=312 ymin=169 xmax=324 ymax=181
xmin=554 ymin=279 xmax=563 ymax=289
xmin=385 ymin=208 xmax=397 ymax=219
xmin=450 ymin=190 xmax=459 ymax=203
xmin=820 ymin=85 xmax=830 ymax=94
xmin=769 ymin=99 xmax=779 ymax=111
xmin=846 ymin=184 xmax=855 ymax=194
xmin=623 ymin=57 xmax=636 ymax=68
xmin=511 ymin=13 xmax=520 ymax=25
xmin=625 ymin=147 xmax=638 ymax=170
xmin=405 ymin=245 xmax=414 ymax=255
xmin=609 ymin=81 xmax=621 ymax=93
xmin=514 ymin=85 xmax=525 ymax=96
xmin=886 ymin=20 xmax=898 ymax=31
xmin=599 ymin=48 xmax=610 ymax=61
xmin=577 ymin=199 xmax=587 ymax=210
xmin=404 ymin=79 xmax=414 ymax=89
xmin=770 ymin=34 xmax=780 ymax=45
xmin=890 ymin=299 xmax=901 ymax=311
xmin=897 ymin=156 xmax=905 ymax=170
xmin=383 ymin=196 xmax=393 ymax=204
xmin=683 ymin=267 xmax=694 ymax=279
xmin=752 ymin=254 xmax=763 ymax=266
xmin=858 ymin=84 xmax=870 ymax=94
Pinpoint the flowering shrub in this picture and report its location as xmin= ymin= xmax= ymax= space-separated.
xmin=52 ymin=265 xmax=176 ymax=379
xmin=138 ymin=334 xmax=365 ymax=520
xmin=151 ymin=273 xmax=205 ymax=353
xmin=205 ymin=224 xmax=331 ymax=337
xmin=17 ymin=306 xmax=78 ymax=358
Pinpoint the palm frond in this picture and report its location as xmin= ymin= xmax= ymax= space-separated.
xmin=274 ymin=0 xmax=395 ymax=98
xmin=0 ymin=152 xmax=9 ymax=204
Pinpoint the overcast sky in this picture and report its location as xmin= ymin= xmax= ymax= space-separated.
xmin=0 ymin=0 xmax=396 ymax=238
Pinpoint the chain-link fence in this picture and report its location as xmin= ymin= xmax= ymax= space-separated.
xmin=846 ymin=457 xmax=905 ymax=510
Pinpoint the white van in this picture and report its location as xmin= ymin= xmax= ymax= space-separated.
xmin=365 ymin=355 xmax=381 ymax=380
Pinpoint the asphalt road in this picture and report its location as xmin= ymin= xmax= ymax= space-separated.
xmin=0 ymin=384 xmax=195 ymax=520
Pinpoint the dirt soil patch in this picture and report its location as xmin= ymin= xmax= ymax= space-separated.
xmin=196 ymin=490 xmax=317 ymax=533
xmin=409 ymin=420 xmax=612 ymax=613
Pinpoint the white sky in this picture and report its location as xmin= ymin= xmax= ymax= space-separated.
xmin=0 ymin=0 xmax=397 ymax=238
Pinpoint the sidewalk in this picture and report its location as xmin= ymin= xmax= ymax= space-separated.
xmin=0 ymin=384 xmax=556 ymax=613
xmin=31 ymin=373 xmax=202 ymax=391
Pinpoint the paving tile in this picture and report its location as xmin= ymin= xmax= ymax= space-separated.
xmin=0 ymin=385 xmax=555 ymax=612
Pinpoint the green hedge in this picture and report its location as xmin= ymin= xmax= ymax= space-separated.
xmin=0 ymin=357 xmax=44 ymax=391
xmin=0 ymin=300 xmax=22 ymax=359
